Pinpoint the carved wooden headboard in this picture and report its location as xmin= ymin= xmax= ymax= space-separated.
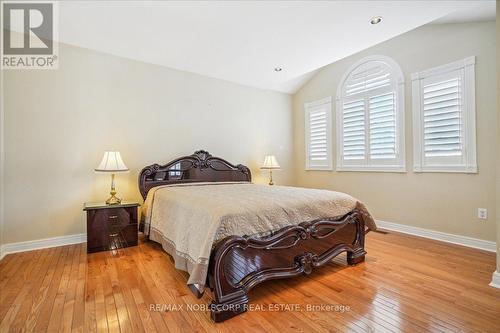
xmin=138 ymin=150 xmax=252 ymax=199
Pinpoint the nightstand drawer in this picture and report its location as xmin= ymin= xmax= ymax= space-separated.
xmin=97 ymin=208 xmax=132 ymax=225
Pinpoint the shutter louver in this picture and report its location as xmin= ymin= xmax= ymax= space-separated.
xmin=308 ymin=109 xmax=328 ymax=162
xmin=342 ymin=100 xmax=365 ymax=160
xmin=423 ymin=78 xmax=462 ymax=157
xmin=369 ymin=93 xmax=396 ymax=159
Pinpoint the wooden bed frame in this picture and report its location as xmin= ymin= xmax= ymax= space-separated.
xmin=138 ymin=150 xmax=367 ymax=322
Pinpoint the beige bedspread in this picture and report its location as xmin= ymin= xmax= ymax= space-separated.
xmin=142 ymin=182 xmax=376 ymax=293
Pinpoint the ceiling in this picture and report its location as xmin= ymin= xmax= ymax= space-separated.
xmin=50 ymin=1 xmax=496 ymax=93
xmin=432 ymin=1 xmax=496 ymax=24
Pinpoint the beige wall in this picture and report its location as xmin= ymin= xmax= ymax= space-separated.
xmin=2 ymin=42 xmax=293 ymax=244
xmin=0 ymin=62 xmax=4 ymax=247
xmin=293 ymin=21 xmax=497 ymax=241
xmin=496 ymin=6 xmax=499 ymax=271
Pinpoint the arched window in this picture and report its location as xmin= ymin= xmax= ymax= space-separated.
xmin=336 ymin=55 xmax=405 ymax=171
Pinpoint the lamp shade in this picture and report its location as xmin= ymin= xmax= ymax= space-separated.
xmin=95 ymin=151 xmax=129 ymax=172
xmin=260 ymin=155 xmax=280 ymax=169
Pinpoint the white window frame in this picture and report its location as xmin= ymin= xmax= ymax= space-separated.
xmin=305 ymin=97 xmax=333 ymax=170
xmin=412 ymin=56 xmax=477 ymax=173
xmin=336 ymin=55 xmax=406 ymax=172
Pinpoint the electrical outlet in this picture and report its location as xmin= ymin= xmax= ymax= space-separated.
xmin=477 ymin=208 xmax=488 ymax=220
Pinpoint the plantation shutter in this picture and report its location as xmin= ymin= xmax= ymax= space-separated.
xmin=309 ymin=110 xmax=328 ymax=161
xmin=336 ymin=56 xmax=405 ymax=171
xmin=305 ymin=98 xmax=332 ymax=170
xmin=369 ymin=92 xmax=396 ymax=159
xmin=422 ymin=77 xmax=462 ymax=157
xmin=345 ymin=63 xmax=392 ymax=97
xmin=411 ymin=56 xmax=476 ymax=173
xmin=342 ymin=99 xmax=365 ymax=160
xmin=339 ymin=60 xmax=402 ymax=169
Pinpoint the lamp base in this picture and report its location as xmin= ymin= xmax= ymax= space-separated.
xmin=106 ymin=193 xmax=122 ymax=205
xmin=106 ymin=173 xmax=122 ymax=205
xmin=268 ymin=169 xmax=274 ymax=186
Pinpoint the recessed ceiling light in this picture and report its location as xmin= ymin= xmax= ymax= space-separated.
xmin=370 ymin=16 xmax=382 ymax=25
xmin=274 ymin=67 xmax=283 ymax=72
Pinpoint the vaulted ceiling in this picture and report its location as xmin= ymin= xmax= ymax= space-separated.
xmin=54 ymin=1 xmax=496 ymax=93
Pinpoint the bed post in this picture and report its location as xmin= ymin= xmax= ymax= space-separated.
xmin=347 ymin=214 xmax=366 ymax=265
xmin=208 ymin=236 xmax=251 ymax=322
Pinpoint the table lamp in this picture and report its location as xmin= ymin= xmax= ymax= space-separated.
xmin=260 ymin=155 xmax=280 ymax=185
xmin=95 ymin=151 xmax=129 ymax=205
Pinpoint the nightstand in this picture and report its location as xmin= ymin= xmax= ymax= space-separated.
xmin=83 ymin=201 xmax=140 ymax=253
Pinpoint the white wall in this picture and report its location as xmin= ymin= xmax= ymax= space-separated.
xmin=293 ymin=21 xmax=497 ymax=241
xmin=2 ymin=42 xmax=293 ymax=244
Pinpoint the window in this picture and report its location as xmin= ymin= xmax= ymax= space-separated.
xmin=336 ymin=55 xmax=405 ymax=172
xmin=412 ymin=56 xmax=477 ymax=173
xmin=305 ymin=97 xmax=332 ymax=170
xmin=169 ymin=162 xmax=182 ymax=177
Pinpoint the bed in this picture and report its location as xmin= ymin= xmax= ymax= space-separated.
xmin=138 ymin=150 xmax=376 ymax=322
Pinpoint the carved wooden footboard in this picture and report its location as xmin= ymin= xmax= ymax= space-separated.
xmin=207 ymin=209 xmax=366 ymax=322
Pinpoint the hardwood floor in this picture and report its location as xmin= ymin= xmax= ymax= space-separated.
xmin=1 ymin=231 xmax=499 ymax=333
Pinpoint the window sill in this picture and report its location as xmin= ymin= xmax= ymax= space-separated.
xmin=336 ymin=166 xmax=406 ymax=173
xmin=413 ymin=165 xmax=478 ymax=173
xmin=305 ymin=167 xmax=333 ymax=171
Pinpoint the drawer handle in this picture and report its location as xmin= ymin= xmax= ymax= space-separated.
xmin=108 ymin=215 xmax=118 ymax=219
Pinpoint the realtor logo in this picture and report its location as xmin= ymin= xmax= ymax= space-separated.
xmin=1 ymin=1 xmax=58 ymax=69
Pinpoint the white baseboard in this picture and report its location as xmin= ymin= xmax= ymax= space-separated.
xmin=0 ymin=221 xmax=497 ymax=260
xmin=490 ymin=271 xmax=500 ymax=289
xmin=376 ymin=220 xmax=496 ymax=253
xmin=0 ymin=233 xmax=86 ymax=260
